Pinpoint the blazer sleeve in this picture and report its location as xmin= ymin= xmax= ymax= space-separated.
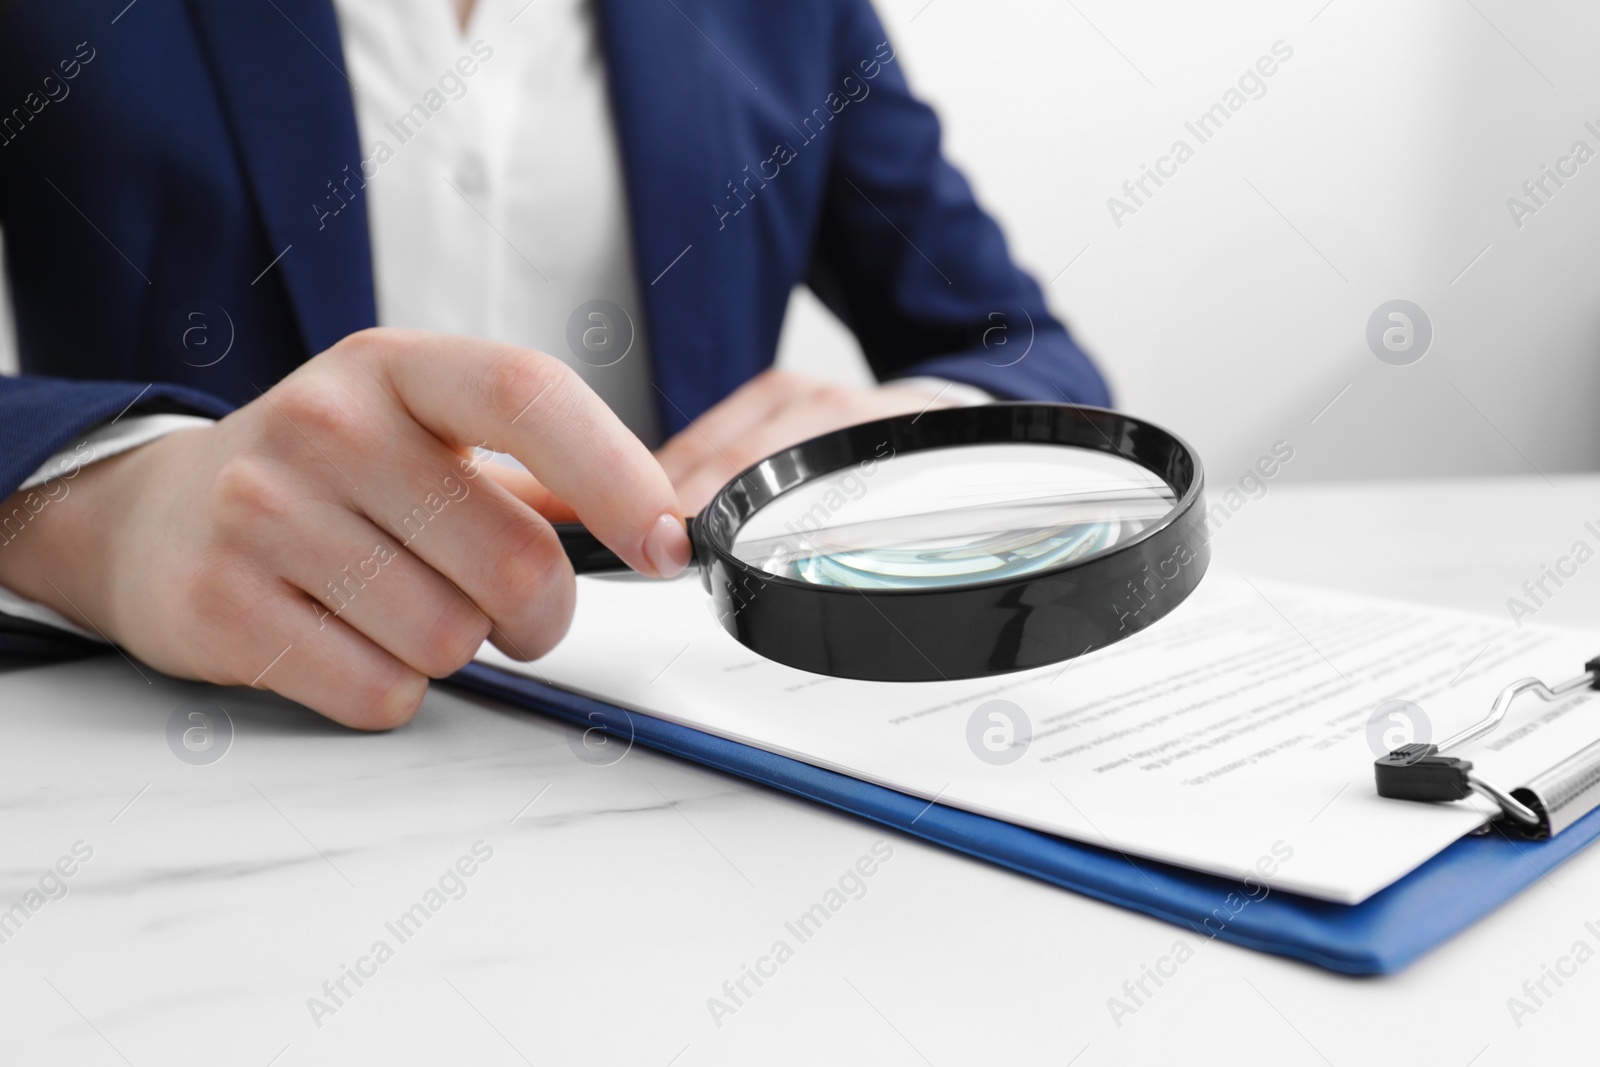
xmin=803 ymin=0 xmax=1112 ymax=407
xmin=0 ymin=375 xmax=234 ymax=499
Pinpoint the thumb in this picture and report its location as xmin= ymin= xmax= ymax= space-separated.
xmin=475 ymin=462 xmax=580 ymax=524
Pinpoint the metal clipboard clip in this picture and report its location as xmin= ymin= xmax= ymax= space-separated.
xmin=1374 ymin=656 xmax=1600 ymax=838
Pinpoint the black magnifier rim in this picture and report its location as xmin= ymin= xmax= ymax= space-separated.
xmin=693 ymin=402 xmax=1209 ymax=682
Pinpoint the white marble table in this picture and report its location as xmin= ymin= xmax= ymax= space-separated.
xmin=5 ymin=475 xmax=1600 ymax=1065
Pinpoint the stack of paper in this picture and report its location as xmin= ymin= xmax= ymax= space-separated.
xmin=477 ymin=571 xmax=1600 ymax=904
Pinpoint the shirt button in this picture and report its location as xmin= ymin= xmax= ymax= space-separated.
xmin=455 ymin=153 xmax=489 ymax=197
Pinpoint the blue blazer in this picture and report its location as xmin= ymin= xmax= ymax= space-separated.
xmin=0 ymin=0 xmax=1108 ymax=511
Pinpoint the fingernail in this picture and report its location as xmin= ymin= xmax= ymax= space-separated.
xmin=644 ymin=512 xmax=693 ymax=578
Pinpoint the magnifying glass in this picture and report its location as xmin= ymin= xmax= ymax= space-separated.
xmin=555 ymin=403 xmax=1208 ymax=682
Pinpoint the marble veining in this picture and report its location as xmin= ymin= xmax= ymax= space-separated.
xmin=5 ymin=479 xmax=1600 ymax=1064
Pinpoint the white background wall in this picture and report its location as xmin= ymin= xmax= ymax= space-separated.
xmin=777 ymin=0 xmax=1600 ymax=484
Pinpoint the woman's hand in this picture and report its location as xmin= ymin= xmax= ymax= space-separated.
xmin=655 ymin=370 xmax=961 ymax=514
xmin=0 ymin=328 xmax=691 ymax=729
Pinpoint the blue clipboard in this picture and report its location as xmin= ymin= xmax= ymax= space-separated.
xmin=450 ymin=662 xmax=1600 ymax=975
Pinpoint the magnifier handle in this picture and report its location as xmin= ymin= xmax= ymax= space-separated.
xmin=553 ymin=519 xmax=701 ymax=575
xmin=553 ymin=523 xmax=629 ymax=573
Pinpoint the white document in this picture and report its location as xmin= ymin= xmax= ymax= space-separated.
xmin=476 ymin=571 xmax=1600 ymax=904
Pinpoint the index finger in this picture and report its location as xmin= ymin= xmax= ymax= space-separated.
xmin=371 ymin=330 xmax=691 ymax=578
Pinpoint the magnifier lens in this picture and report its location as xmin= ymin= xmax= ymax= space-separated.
xmin=730 ymin=443 xmax=1176 ymax=590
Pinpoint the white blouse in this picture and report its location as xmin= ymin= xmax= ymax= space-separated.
xmin=332 ymin=0 xmax=661 ymax=443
